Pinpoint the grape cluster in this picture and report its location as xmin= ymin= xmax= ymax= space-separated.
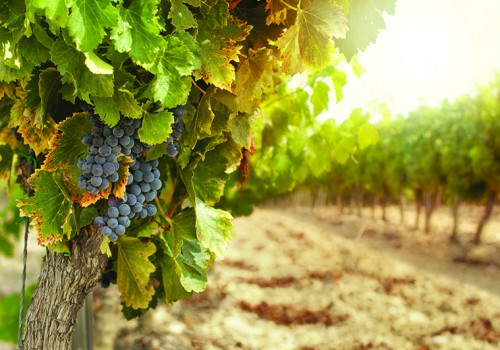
xmin=80 ymin=103 xmax=185 ymax=242
xmin=77 ymin=114 xmax=149 ymax=194
xmin=100 ymin=259 xmax=117 ymax=288
xmin=166 ymin=105 xmax=185 ymax=157
xmin=92 ymin=157 xmax=162 ymax=241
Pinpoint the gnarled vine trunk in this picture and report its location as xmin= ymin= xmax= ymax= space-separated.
xmin=20 ymin=226 xmax=107 ymax=350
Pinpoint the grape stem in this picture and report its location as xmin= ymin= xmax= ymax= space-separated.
xmin=154 ymin=196 xmax=170 ymax=225
xmin=191 ymin=78 xmax=206 ymax=95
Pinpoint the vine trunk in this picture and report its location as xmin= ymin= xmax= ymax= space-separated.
xmin=20 ymin=226 xmax=107 ymax=350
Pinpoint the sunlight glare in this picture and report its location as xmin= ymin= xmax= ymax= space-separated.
xmin=329 ymin=0 xmax=500 ymax=122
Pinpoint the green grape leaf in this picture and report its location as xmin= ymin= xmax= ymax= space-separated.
xmin=110 ymin=14 xmax=132 ymax=52
xmin=169 ymin=0 xmax=197 ymax=29
xmin=233 ymin=48 xmax=274 ymax=113
xmin=38 ymin=68 xmax=62 ymax=120
xmin=196 ymin=17 xmax=251 ymax=90
xmin=78 ymin=206 xmax=98 ymax=229
xmin=277 ymin=0 xmax=348 ymax=74
xmin=184 ymin=88 xmax=215 ymax=148
xmin=145 ymin=144 xmax=167 ymax=161
xmin=177 ymin=239 xmax=211 ymax=292
xmin=33 ymin=23 xmax=55 ymax=49
xmin=114 ymin=1 xmax=164 ymax=65
xmin=199 ymin=0 xmax=228 ymax=28
xmin=18 ymin=170 xmax=74 ymax=246
xmin=161 ymin=214 xmax=211 ymax=301
xmin=18 ymin=34 xmax=51 ymax=65
xmin=357 ymin=123 xmax=379 ymax=149
xmin=334 ymin=135 xmax=355 ymax=164
xmin=310 ymin=80 xmax=330 ymax=116
xmin=229 ymin=114 xmax=251 ymax=149
xmin=93 ymin=89 xmax=143 ymax=127
xmin=194 ymin=198 xmax=233 ymax=258
xmin=330 ymin=68 xmax=347 ymax=101
xmin=208 ymin=89 xmax=236 ymax=135
xmin=265 ymin=0 xmax=288 ymax=25
xmin=138 ymin=110 xmax=174 ymax=145
xmin=172 ymin=208 xmax=196 ymax=241
xmin=184 ymin=87 xmax=237 ymax=148
xmin=151 ymin=36 xmax=196 ymax=108
xmin=32 ymin=0 xmax=69 ymax=33
xmin=67 ymin=0 xmax=118 ymax=52
xmin=161 ymin=257 xmax=192 ymax=304
xmin=117 ymin=237 xmax=157 ymax=310
xmin=183 ymin=139 xmax=242 ymax=205
xmin=50 ymin=38 xmax=114 ymax=101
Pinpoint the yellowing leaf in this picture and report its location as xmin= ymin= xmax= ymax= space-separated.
xmin=196 ymin=17 xmax=252 ymax=90
xmin=113 ymin=157 xmax=131 ymax=200
xmin=17 ymin=108 xmax=58 ymax=155
xmin=42 ymin=113 xmax=111 ymax=206
xmin=100 ymin=236 xmax=112 ymax=256
xmin=233 ymin=48 xmax=274 ymax=113
xmin=265 ymin=0 xmax=288 ymax=25
xmin=117 ymin=237 xmax=157 ymax=310
xmin=195 ymin=198 xmax=233 ymax=258
xmin=277 ymin=0 xmax=348 ymax=74
xmin=43 ymin=113 xmax=90 ymax=171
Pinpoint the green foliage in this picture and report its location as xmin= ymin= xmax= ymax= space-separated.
xmin=0 ymin=0 xmax=395 ymax=320
xmin=0 ymin=183 xmax=23 ymax=257
xmin=0 ymin=284 xmax=36 ymax=343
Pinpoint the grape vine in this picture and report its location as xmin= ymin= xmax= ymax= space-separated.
xmin=0 ymin=0 xmax=395 ymax=347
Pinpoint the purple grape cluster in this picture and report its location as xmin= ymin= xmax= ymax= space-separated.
xmin=92 ymin=157 xmax=161 ymax=241
xmin=81 ymin=102 xmax=185 ymax=242
xmin=166 ymin=105 xmax=185 ymax=157
xmin=77 ymin=114 xmax=151 ymax=194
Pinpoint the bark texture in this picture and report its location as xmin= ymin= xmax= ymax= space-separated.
xmin=20 ymin=226 xmax=107 ymax=350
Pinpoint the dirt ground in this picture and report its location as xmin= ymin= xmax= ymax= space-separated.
xmin=2 ymin=204 xmax=500 ymax=350
xmin=108 ymin=205 xmax=500 ymax=350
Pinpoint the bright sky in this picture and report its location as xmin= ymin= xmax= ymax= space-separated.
xmin=333 ymin=0 xmax=500 ymax=121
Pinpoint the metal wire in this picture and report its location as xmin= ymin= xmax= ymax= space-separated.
xmin=17 ymin=153 xmax=36 ymax=349
xmin=17 ymin=214 xmax=30 ymax=347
